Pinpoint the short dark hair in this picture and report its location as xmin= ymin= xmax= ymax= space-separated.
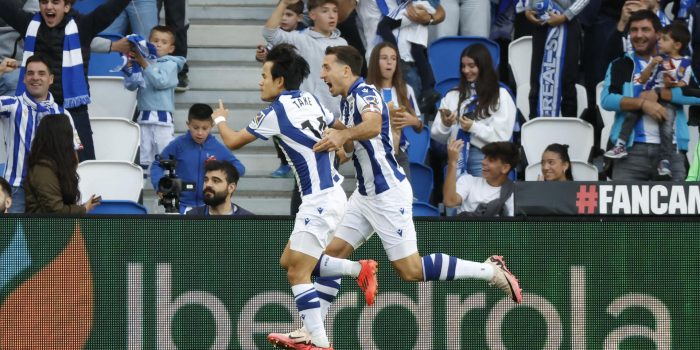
xmin=188 ymin=103 xmax=214 ymax=122
xmin=308 ymin=0 xmax=338 ymax=11
xmin=662 ymin=21 xmax=691 ymax=51
xmin=150 ymin=25 xmax=176 ymax=44
xmin=325 ymin=45 xmax=363 ymax=76
xmin=266 ymin=44 xmax=310 ymax=90
xmin=205 ymin=160 xmax=240 ymax=185
xmin=0 ymin=176 xmax=10 ymax=199
xmin=628 ymin=9 xmax=662 ymax=32
xmin=286 ymin=1 xmax=304 ymax=15
xmin=25 ymin=54 xmax=52 ymax=74
xmin=481 ymin=142 xmax=519 ymax=170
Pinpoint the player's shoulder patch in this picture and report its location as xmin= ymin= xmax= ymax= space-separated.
xmin=253 ymin=106 xmax=274 ymax=127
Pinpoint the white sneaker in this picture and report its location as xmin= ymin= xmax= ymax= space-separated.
xmin=268 ymin=327 xmax=311 ymax=349
xmin=484 ymin=255 xmax=523 ymax=303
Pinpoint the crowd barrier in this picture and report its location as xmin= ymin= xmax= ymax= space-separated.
xmin=0 ymin=217 xmax=697 ymax=349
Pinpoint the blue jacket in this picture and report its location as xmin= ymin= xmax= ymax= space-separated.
xmin=125 ymin=55 xmax=186 ymax=115
xmin=151 ymin=131 xmax=245 ymax=210
xmin=601 ymin=51 xmax=700 ymax=151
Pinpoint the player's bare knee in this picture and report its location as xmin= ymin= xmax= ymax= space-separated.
xmin=394 ymin=264 xmax=423 ymax=282
xmin=324 ymin=240 xmax=354 ymax=258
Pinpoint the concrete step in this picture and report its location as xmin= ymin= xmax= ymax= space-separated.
xmin=175 ymin=89 xmax=262 ymax=105
xmin=189 ymin=5 xmax=273 ymax=21
xmin=189 ymin=24 xmax=263 ymax=48
xmin=189 ymin=47 xmax=260 ymax=64
xmin=188 ymin=66 xmax=261 ymax=90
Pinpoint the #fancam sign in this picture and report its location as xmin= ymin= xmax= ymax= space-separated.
xmin=515 ymin=182 xmax=700 ymax=215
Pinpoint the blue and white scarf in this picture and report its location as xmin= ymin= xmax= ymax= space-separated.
xmin=678 ymin=0 xmax=697 ymax=20
xmin=113 ymin=34 xmax=158 ymax=88
xmin=456 ymin=89 xmax=477 ymax=175
xmin=536 ymin=0 xmax=567 ymax=117
xmin=17 ymin=13 xmax=90 ymax=109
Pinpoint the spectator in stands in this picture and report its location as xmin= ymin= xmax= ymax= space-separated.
xmin=539 ymin=143 xmax=573 ymax=181
xmin=256 ymin=1 xmax=306 ymax=64
xmin=601 ymin=9 xmax=700 ymax=181
xmin=432 ymin=0 xmax=490 ymax=38
xmin=376 ymin=0 xmax=443 ymax=114
xmin=0 ymin=0 xmax=38 ymax=96
xmin=0 ymin=0 xmax=132 ymax=162
xmin=431 ymin=44 xmax=516 ymax=177
xmin=687 ymin=139 xmax=700 ymax=181
xmin=24 ymin=114 xmax=100 ymax=214
xmin=157 ymin=0 xmax=190 ymax=91
xmin=366 ymin=42 xmax=423 ymax=180
xmin=101 ymin=0 xmax=157 ymax=38
xmin=263 ymin=0 xmax=347 ymax=117
xmin=0 ymin=55 xmax=81 ymax=214
xmin=606 ymin=0 xmax=668 ymax=64
xmin=151 ymin=103 xmax=245 ymax=214
xmin=605 ymin=21 xmax=692 ymax=179
xmin=525 ymin=0 xmax=589 ymax=119
xmin=443 ymin=140 xmax=518 ymax=216
xmin=256 ymin=0 xmax=305 ymax=178
xmin=186 ymin=160 xmax=253 ymax=216
xmin=0 ymin=177 xmax=11 ymax=213
xmin=124 ymin=25 xmax=186 ymax=176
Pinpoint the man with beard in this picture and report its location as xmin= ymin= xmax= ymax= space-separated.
xmin=186 ymin=160 xmax=252 ymax=216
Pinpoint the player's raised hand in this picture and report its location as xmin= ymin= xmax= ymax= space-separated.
xmin=213 ymin=99 xmax=230 ymax=120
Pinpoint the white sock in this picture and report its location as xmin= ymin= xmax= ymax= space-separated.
xmin=292 ymin=284 xmax=330 ymax=347
xmin=422 ymin=253 xmax=494 ymax=281
xmin=454 ymin=260 xmax=494 ymax=281
xmin=318 ymin=254 xmax=361 ymax=278
xmin=314 ymin=277 xmax=342 ymax=321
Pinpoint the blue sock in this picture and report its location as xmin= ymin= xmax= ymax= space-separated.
xmin=422 ymin=253 xmax=492 ymax=281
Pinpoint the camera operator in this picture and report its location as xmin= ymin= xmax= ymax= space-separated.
xmin=186 ymin=160 xmax=253 ymax=216
xmin=151 ymin=103 xmax=245 ymax=214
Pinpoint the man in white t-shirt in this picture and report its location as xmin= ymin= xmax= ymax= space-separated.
xmin=443 ymin=139 xmax=518 ymax=216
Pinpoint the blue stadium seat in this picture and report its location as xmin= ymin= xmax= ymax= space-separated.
xmin=413 ymin=201 xmax=440 ymax=217
xmin=428 ymin=36 xmax=500 ymax=96
xmin=404 ymin=127 xmax=430 ymax=164
xmin=90 ymin=200 xmax=147 ymax=214
xmin=409 ymin=162 xmax=433 ymax=203
xmin=88 ymin=33 xmax=124 ymax=77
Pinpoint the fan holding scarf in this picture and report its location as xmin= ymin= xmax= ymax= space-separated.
xmin=525 ymin=0 xmax=589 ymax=119
xmin=0 ymin=0 xmax=132 ymax=162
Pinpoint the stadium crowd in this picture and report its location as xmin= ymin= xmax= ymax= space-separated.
xmin=2 ymin=0 xmax=700 ymax=217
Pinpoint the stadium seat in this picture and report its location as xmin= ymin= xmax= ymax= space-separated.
xmin=412 ymin=201 xmax=440 ymax=217
xmin=88 ymin=76 xmax=137 ymax=120
xmin=521 ymin=117 xmax=594 ymax=164
xmin=428 ymin=36 xmax=500 ymax=96
xmin=517 ymin=83 xmax=587 ymax=119
xmin=91 ymin=118 xmax=140 ymax=161
xmin=596 ymin=81 xmax=616 ymax=150
xmin=524 ymin=161 xmax=599 ymax=181
xmin=87 ymin=33 xmax=125 ymax=77
xmin=404 ymin=127 xmax=430 ymax=164
xmin=89 ymin=200 xmax=147 ymax=214
xmin=77 ymin=161 xmax=143 ymax=202
xmin=508 ymin=36 xmax=532 ymax=88
xmin=409 ymin=162 xmax=433 ymax=202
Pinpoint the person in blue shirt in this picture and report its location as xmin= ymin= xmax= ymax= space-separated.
xmin=151 ymin=103 xmax=245 ymax=213
xmin=185 ymin=160 xmax=252 ymax=216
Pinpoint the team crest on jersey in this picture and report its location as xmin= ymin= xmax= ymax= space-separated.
xmin=253 ymin=111 xmax=266 ymax=127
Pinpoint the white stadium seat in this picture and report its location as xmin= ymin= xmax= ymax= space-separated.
xmin=516 ymin=83 xmax=587 ymax=120
xmin=596 ymin=81 xmax=615 ymax=150
xmin=508 ymin=36 xmax=532 ymax=88
xmin=88 ymin=76 xmax=137 ymax=120
xmin=525 ymin=161 xmax=599 ymax=181
xmin=521 ymin=117 xmax=594 ymax=164
xmin=91 ymin=118 xmax=140 ymax=161
xmin=78 ymin=160 xmax=143 ymax=202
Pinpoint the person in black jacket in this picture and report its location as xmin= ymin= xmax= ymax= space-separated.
xmin=185 ymin=160 xmax=253 ymax=216
xmin=0 ymin=0 xmax=131 ymax=162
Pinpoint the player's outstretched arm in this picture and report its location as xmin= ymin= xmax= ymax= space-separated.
xmin=214 ymin=100 xmax=257 ymax=150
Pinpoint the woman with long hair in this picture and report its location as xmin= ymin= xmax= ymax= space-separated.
xmin=24 ymin=114 xmax=100 ymax=213
xmin=540 ymin=143 xmax=573 ymax=181
xmin=430 ymin=43 xmax=516 ymax=177
xmin=366 ymin=42 xmax=424 ymax=180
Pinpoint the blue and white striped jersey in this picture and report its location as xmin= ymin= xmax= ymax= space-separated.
xmin=0 ymin=93 xmax=80 ymax=187
xmin=246 ymin=90 xmax=343 ymax=196
xmin=340 ymin=78 xmax=406 ymax=196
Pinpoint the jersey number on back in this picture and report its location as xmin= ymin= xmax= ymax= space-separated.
xmin=301 ymin=116 xmax=327 ymax=139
